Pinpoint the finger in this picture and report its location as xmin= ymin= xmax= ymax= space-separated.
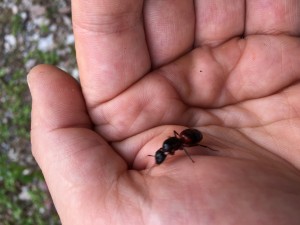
xmin=246 ymin=0 xmax=300 ymax=36
xmin=143 ymin=0 xmax=195 ymax=67
xmin=194 ymin=0 xmax=245 ymax=46
xmin=161 ymin=35 xmax=300 ymax=107
xmin=29 ymin=65 xmax=91 ymax=132
xmin=72 ymin=0 xmax=151 ymax=106
xmin=28 ymin=65 xmax=126 ymax=223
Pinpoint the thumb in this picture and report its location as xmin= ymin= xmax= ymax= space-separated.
xmin=28 ymin=65 xmax=126 ymax=224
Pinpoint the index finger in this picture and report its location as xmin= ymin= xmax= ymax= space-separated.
xmin=246 ymin=0 xmax=300 ymax=36
xmin=72 ymin=0 xmax=151 ymax=106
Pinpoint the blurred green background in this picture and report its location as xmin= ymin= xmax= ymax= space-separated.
xmin=0 ymin=0 xmax=77 ymax=224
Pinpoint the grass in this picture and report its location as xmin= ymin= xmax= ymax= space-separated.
xmin=26 ymin=50 xmax=60 ymax=65
xmin=1 ymin=0 xmax=76 ymax=224
xmin=0 ymin=154 xmax=60 ymax=225
xmin=11 ymin=14 xmax=23 ymax=36
xmin=0 ymin=67 xmax=61 ymax=225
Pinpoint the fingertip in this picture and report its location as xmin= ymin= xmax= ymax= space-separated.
xmin=29 ymin=64 xmax=90 ymax=132
xmin=27 ymin=64 xmax=65 ymax=92
xmin=27 ymin=64 xmax=55 ymax=78
xmin=27 ymin=64 xmax=44 ymax=90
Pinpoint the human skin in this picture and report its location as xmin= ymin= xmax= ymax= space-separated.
xmin=28 ymin=0 xmax=300 ymax=224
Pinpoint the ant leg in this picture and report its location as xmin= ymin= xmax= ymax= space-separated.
xmin=182 ymin=148 xmax=195 ymax=163
xmin=173 ymin=130 xmax=180 ymax=138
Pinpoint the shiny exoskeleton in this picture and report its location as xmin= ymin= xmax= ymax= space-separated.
xmin=150 ymin=128 xmax=215 ymax=164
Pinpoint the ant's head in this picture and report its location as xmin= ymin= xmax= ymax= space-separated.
xmin=155 ymin=149 xmax=167 ymax=164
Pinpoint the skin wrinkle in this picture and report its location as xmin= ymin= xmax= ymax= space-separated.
xmin=112 ymin=171 xmax=147 ymax=224
xmin=195 ymin=51 xmax=225 ymax=106
xmin=143 ymin=0 xmax=195 ymax=68
xmin=119 ymin=86 xmax=151 ymax=136
xmin=114 ymin=130 xmax=157 ymax=166
xmin=186 ymin=107 xmax=223 ymax=128
xmin=239 ymin=123 xmax=299 ymax=169
xmin=90 ymin=69 xmax=168 ymax=134
xmin=129 ymin=172 xmax=151 ymax=224
xmin=220 ymin=39 xmax=246 ymax=104
xmin=74 ymin=12 xmax=150 ymax=105
xmin=245 ymin=0 xmax=300 ymax=35
xmin=88 ymin=68 xmax=150 ymax=125
xmin=208 ymin=47 xmax=231 ymax=105
xmin=194 ymin=0 xmax=245 ymax=46
xmin=236 ymin=127 xmax=282 ymax=162
xmin=232 ymin=102 xmax=264 ymax=128
xmin=226 ymin=37 xmax=253 ymax=102
xmin=72 ymin=1 xmax=142 ymax=34
xmin=283 ymin=89 xmax=300 ymax=118
xmin=80 ymin=47 xmax=150 ymax=108
xmin=208 ymin=92 xmax=299 ymax=129
xmin=202 ymin=102 xmax=255 ymax=128
xmin=93 ymin=87 xmax=145 ymax=138
xmin=162 ymin=39 xmax=247 ymax=108
xmin=282 ymin=90 xmax=298 ymax=122
xmin=160 ymin=51 xmax=202 ymax=106
xmin=31 ymin=128 xmax=96 ymax=172
xmin=136 ymin=78 xmax=181 ymax=127
xmin=214 ymin=129 xmax=297 ymax=174
xmin=184 ymin=107 xmax=207 ymax=127
xmin=57 ymin=145 xmax=108 ymax=186
xmin=216 ymin=105 xmax=247 ymax=128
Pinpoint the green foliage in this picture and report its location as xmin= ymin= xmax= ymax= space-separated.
xmin=0 ymin=1 xmax=76 ymax=223
xmin=11 ymin=14 xmax=23 ymax=36
xmin=26 ymin=50 xmax=60 ymax=65
xmin=0 ymin=154 xmax=60 ymax=225
xmin=0 ymin=69 xmax=31 ymax=142
xmin=40 ymin=23 xmax=50 ymax=36
xmin=0 ymin=51 xmax=62 ymax=225
xmin=0 ymin=68 xmax=61 ymax=224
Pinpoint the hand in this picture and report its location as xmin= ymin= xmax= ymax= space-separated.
xmin=28 ymin=1 xmax=300 ymax=224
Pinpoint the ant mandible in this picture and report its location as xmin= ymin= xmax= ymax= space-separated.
xmin=149 ymin=128 xmax=216 ymax=165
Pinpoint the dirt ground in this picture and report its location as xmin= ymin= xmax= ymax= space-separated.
xmin=1 ymin=0 xmax=77 ymax=224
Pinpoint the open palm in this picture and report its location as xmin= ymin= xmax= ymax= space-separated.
xmin=29 ymin=1 xmax=300 ymax=224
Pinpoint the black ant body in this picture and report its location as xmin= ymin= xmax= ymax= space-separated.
xmin=149 ymin=128 xmax=216 ymax=165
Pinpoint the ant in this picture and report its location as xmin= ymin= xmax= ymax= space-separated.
xmin=149 ymin=128 xmax=216 ymax=165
